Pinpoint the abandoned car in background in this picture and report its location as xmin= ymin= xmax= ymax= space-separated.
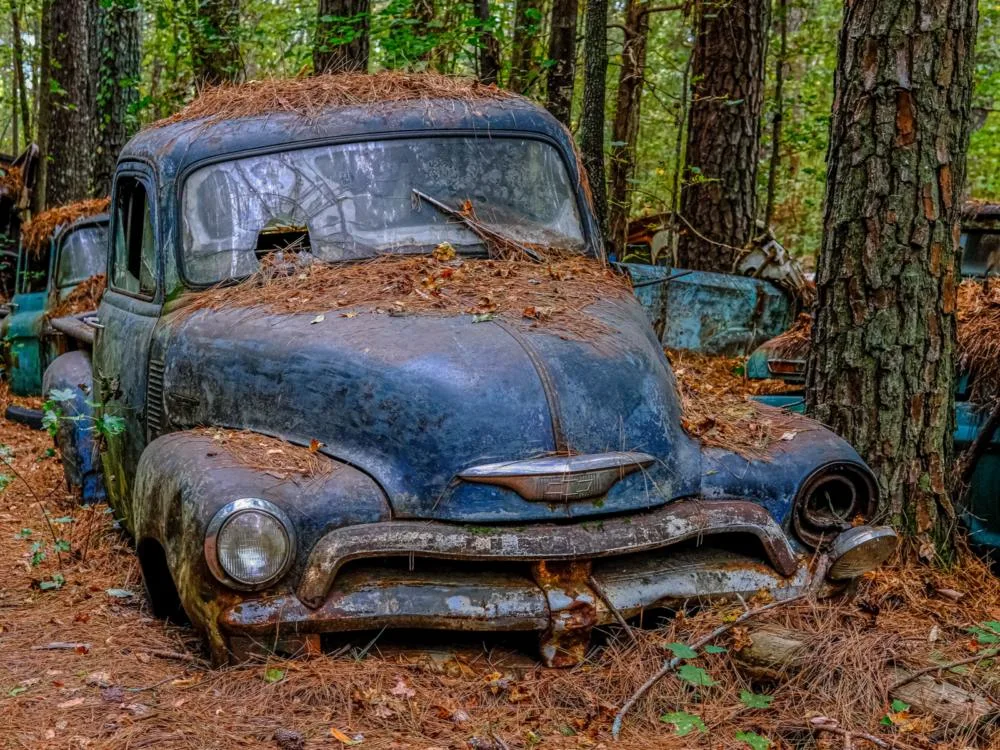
xmin=2 ymin=204 xmax=108 ymax=422
xmin=45 ymin=74 xmax=896 ymax=665
xmin=746 ymin=201 xmax=1000 ymax=552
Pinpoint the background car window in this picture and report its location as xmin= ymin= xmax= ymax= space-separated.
xmin=112 ymin=176 xmax=156 ymax=296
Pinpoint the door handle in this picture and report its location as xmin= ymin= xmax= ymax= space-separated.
xmin=83 ymin=315 xmax=104 ymax=330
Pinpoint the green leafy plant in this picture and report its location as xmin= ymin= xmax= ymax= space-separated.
xmin=735 ymin=730 xmax=771 ymax=750
xmin=968 ymin=621 xmax=1000 ymax=645
xmin=739 ymin=690 xmax=774 ymax=709
xmin=675 ymin=663 xmax=717 ymax=687
xmin=659 ymin=710 xmax=707 ymax=736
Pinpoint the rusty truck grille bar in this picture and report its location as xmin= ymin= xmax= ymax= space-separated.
xmin=297 ymin=500 xmax=800 ymax=608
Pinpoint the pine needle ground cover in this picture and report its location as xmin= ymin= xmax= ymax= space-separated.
xmin=22 ymin=198 xmax=109 ymax=255
xmin=1 ymin=415 xmax=998 ymax=748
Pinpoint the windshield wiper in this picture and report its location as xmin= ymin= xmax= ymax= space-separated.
xmin=412 ymin=189 xmax=543 ymax=262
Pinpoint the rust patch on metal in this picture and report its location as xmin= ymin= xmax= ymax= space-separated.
xmin=532 ymin=560 xmax=596 ymax=668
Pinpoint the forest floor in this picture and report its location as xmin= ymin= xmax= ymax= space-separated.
xmin=1 ymin=417 xmax=1000 ymax=750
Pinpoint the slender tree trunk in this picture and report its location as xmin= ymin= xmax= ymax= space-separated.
xmin=11 ymin=3 xmax=29 ymax=146
xmin=410 ymin=0 xmax=436 ymax=62
xmin=11 ymin=71 xmax=18 ymax=154
xmin=189 ymin=0 xmax=242 ymax=87
xmin=763 ymin=0 xmax=787 ymax=230
xmin=43 ymin=0 xmax=95 ymax=206
xmin=579 ymin=0 xmax=609 ymax=247
xmin=805 ymin=0 xmax=978 ymax=556
xmin=607 ymin=0 xmax=650 ymax=256
xmin=676 ymin=0 xmax=770 ymax=271
xmin=314 ymin=0 xmax=370 ymax=73
xmin=94 ymin=0 xmax=141 ymax=197
xmin=34 ymin=0 xmax=52 ymax=210
xmin=509 ymin=0 xmax=542 ymax=93
xmin=472 ymin=0 xmax=500 ymax=85
xmin=545 ymin=0 xmax=577 ymax=125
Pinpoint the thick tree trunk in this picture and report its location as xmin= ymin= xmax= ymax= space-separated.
xmin=544 ymin=0 xmax=577 ymax=125
xmin=189 ymin=0 xmax=242 ymax=87
xmin=578 ymin=0 xmax=609 ymax=247
xmin=676 ymin=0 xmax=770 ymax=271
xmin=805 ymin=0 xmax=978 ymax=554
xmin=472 ymin=0 xmax=500 ymax=85
xmin=34 ymin=0 xmax=52 ymax=210
xmin=607 ymin=0 xmax=650 ymax=256
xmin=509 ymin=0 xmax=542 ymax=93
xmin=44 ymin=0 xmax=95 ymax=206
xmin=94 ymin=0 xmax=141 ymax=197
xmin=314 ymin=0 xmax=370 ymax=73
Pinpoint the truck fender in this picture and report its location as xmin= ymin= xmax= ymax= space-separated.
xmin=42 ymin=350 xmax=106 ymax=504
xmin=130 ymin=429 xmax=392 ymax=662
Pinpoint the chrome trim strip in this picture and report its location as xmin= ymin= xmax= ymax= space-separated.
xmin=459 ymin=451 xmax=655 ymax=478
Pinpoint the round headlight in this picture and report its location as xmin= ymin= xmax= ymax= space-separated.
xmin=793 ymin=463 xmax=877 ymax=548
xmin=205 ymin=499 xmax=295 ymax=590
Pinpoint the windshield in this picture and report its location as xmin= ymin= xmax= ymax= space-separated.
xmin=181 ymin=136 xmax=586 ymax=285
xmin=961 ymin=230 xmax=1000 ymax=278
xmin=57 ymin=225 xmax=107 ymax=289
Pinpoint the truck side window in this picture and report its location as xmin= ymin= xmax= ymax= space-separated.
xmin=112 ymin=176 xmax=156 ymax=297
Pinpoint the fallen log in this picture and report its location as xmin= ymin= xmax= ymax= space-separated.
xmin=735 ymin=625 xmax=999 ymax=727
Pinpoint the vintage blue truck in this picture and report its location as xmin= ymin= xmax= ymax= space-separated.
xmin=746 ymin=202 xmax=1000 ymax=551
xmin=1 ymin=210 xmax=108 ymax=416
xmin=44 ymin=75 xmax=895 ymax=666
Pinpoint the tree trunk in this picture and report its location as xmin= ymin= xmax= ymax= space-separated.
xmin=676 ymin=0 xmax=770 ymax=271
xmin=805 ymin=0 xmax=978 ymax=555
xmin=93 ymin=0 xmax=141 ymax=197
xmin=578 ymin=0 xmax=609 ymax=247
xmin=509 ymin=0 xmax=542 ymax=93
xmin=763 ymin=0 xmax=787 ymax=230
xmin=410 ymin=0 xmax=435 ymax=62
xmin=607 ymin=0 xmax=650 ymax=256
xmin=11 ymin=3 xmax=29 ymax=147
xmin=43 ymin=0 xmax=95 ymax=206
xmin=544 ymin=0 xmax=577 ymax=125
xmin=472 ymin=0 xmax=500 ymax=85
xmin=34 ymin=0 xmax=52 ymax=210
xmin=314 ymin=0 xmax=370 ymax=73
xmin=189 ymin=0 xmax=242 ymax=87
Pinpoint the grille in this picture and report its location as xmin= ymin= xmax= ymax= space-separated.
xmin=146 ymin=357 xmax=165 ymax=440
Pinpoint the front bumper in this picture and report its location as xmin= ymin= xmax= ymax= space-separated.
xmin=215 ymin=501 xmax=896 ymax=665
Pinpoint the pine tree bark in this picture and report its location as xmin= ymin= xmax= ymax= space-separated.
xmin=43 ymin=0 xmax=95 ymax=206
xmin=472 ymin=0 xmax=500 ymax=85
xmin=544 ymin=0 xmax=577 ymax=125
xmin=93 ymin=0 xmax=141 ymax=197
xmin=607 ymin=0 xmax=650 ymax=255
xmin=11 ymin=3 xmax=29 ymax=147
xmin=763 ymin=0 xmax=787 ymax=230
xmin=676 ymin=0 xmax=770 ymax=271
xmin=34 ymin=0 xmax=52 ymax=210
xmin=314 ymin=0 xmax=370 ymax=73
xmin=189 ymin=0 xmax=242 ymax=87
xmin=509 ymin=0 xmax=542 ymax=93
xmin=578 ymin=0 xmax=609 ymax=247
xmin=805 ymin=0 xmax=978 ymax=554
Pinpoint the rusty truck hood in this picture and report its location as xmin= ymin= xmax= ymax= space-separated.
xmin=155 ymin=295 xmax=702 ymax=522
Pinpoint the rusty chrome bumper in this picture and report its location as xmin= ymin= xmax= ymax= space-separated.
xmin=296 ymin=500 xmax=801 ymax=607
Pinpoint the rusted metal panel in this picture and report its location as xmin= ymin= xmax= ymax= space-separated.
xmin=297 ymin=499 xmax=801 ymax=608
xmin=532 ymin=560 xmax=596 ymax=667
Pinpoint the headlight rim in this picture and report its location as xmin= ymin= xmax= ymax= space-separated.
xmin=205 ymin=498 xmax=296 ymax=591
xmin=793 ymin=462 xmax=877 ymax=549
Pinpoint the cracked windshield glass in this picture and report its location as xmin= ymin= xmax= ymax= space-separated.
xmin=181 ymin=136 xmax=586 ymax=284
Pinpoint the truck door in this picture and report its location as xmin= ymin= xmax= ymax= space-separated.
xmin=92 ymin=167 xmax=160 ymax=517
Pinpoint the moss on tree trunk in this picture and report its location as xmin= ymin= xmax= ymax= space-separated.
xmin=805 ymin=0 xmax=978 ymax=557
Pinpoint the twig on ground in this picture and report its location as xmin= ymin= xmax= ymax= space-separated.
xmin=145 ymin=648 xmax=200 ymax=663
xmin=611 ymin=594 xmax=805 ymax=739
xmin=890 ymin=648 xmax=999 ymax=691
xmin=805 ymin=716 xmax=918 ymax=750
xmin=31 ymin=641 xmax=91 ymax=651
xmin=588 ymin=574 xmax=637 ymax=644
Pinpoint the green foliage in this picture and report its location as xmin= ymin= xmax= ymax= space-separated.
xmin=663 ymin=641 xmax=698 ymax=658
xmin=735 ymin=730 xmax=772 ymax=750
xmin=263 ymin=667 xmax=286 ymax=683
xmin=739 ymin=690 xmax=774 ymax=709
xmin=675 ymin=663 xmax=717 ymax=687
xmin=659 ymin=710 xmax=707 ymax=736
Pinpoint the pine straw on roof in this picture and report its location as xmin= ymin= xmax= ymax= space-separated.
xmin=193 ymin=427 xmax=334 ymax=480
xmin=762 ymin=311 xmax=813 ymax=360
xmin=0 ymin=164 xmax=24 ymax=198
xmin=1 ymin=413 xmax=998 ymax=750
xmin=667 ymin=349 xmax=806 ymax=460
xmin=181 ymin=251 xmax=633 ymax=341
xmin=149 ymin=71 xmax=517 ymax=129
xmin=957 ymin=279 xmax=1000 ymax=403
xmin=47 ymin=274 xmax=105 ymax=320
xmin=22 ymin=197 xmax=109 ymax=254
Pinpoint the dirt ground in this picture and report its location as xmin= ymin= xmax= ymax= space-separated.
xmin=2 ymin=417 xmax=1000 ymax=750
